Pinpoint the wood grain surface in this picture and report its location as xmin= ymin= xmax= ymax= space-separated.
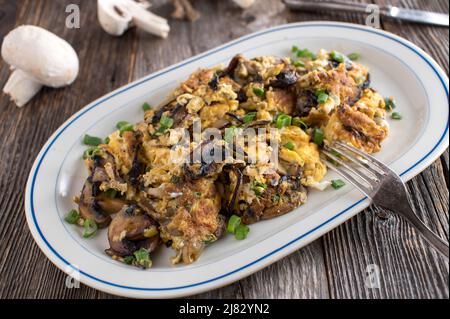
xmin=0 ymin=0 xmax=448 ymax=299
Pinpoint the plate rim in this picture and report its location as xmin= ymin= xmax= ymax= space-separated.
xmin=24 ymin=21 xmax=449 ymax=298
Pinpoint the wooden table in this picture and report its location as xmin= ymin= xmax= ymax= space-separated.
xmin=0 ymin=0 xmax=448 ymax=299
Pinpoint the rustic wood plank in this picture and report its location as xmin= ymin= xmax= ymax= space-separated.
xmin=322 ymin=0 xmax=449 ymax=299
xmin=0 ymin=0 xmax=448 ymax=299
xmin=0 ymin=0 xmax=135 ymax=299
xmin=0 ymin=0 xmax=17 ymax=40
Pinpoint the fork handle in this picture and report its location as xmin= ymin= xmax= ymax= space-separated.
xmin=392 ymin=200 xmax=449 ymax=259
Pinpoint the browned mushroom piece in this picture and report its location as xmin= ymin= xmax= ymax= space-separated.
xmin=78 ymin=152 xmax=128 ymax=228
xmin=229 ymin=175 xmax=307 ymax=225
xmin=79 ymin=179 xmax=111 ymax=228
xmin=107 ymin=204 xmax=160 ymax=257
xmin=183 ymin=141 xmax=226 ymax=180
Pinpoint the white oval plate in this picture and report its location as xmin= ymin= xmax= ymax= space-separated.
xmin=25 ymin=22 xmax=449 ymax=298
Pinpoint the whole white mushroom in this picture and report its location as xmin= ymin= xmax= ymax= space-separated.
xmin=233 ymin=0 xmax=256 ymax=9
xmin=1 ymin=25 xmax=79 ymax=107
xmin=97 ymin=0 xmax=170 ymax=38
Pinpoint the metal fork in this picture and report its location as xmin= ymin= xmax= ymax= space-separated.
xmin=321 ymin=141 xmax=449 ymax=258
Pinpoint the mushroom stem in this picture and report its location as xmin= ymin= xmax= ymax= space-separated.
xmin=97 ymin=0 xmax=170 ymax=38
xmin=3 ymin=69 xmax=43 ymax=107
xmin=233 ymin=0 xmax=255 ymax=9
xmin=127 ymin=4 xmax=170 ymax=38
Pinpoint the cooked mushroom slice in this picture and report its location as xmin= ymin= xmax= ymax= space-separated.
xmin=79 ymin=179 xmax=112 ymax=228
xmin=270 ymin=69 xmax=298 ymax=89
xmin=294 ymin=90 xmax=317 ymax=117
xmin=79 ymin=153 xmax=127 ymax=227
xmin=128 ymin=145 xmax=146 ymax=185
xmin=225 ymin=166 xmax=243 ymax=214
xmin=237 ymin=176 xmax=307 ymax=225
xmin=107 ymin=205 xmax=160 ymax=257
xmin=183 ymin=141 xmax=225 ymax=180
xmin=97 ymin=195 xmax=127 ymax=215
xmin=243 ymin=120 xmax=271 ymax=129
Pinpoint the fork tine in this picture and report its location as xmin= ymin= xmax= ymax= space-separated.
xmin=322 ymin=149 xmax=377 ymax=183
xmin=334 ymin=141 xmax=393 ymax=174
xmin=324 ymin=145 xmax=382 ymax=180
xmin=321 ymin=158 xmax=374 ymax=198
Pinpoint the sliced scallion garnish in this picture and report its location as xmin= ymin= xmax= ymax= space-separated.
xmin=253 ymin=87 xmax=265 ymax=98
xmin=283 ymin=141 xmax=295 ymax=150
xmin=82 ymin=219 xmax=98 ymax=238
xmin=275 ymin=114 xmax=292 ymax=129
xmin=312 ymin=128 xmax=324 ymax=146
xmin=83 ymin=134 xmax=103 ymax=146
xmin=64 ymin=209 xmax=80 ymax=224
xmin=235 ymin=224 xmax=250 ymax=240
xmin=331 ymin=179 xmax=346 ymax=189
xmin=227 ymin=215 xmax=241 ymax=234
xmin=242 ymin=112 xmax=257 ymax=124
xmin=391 ymin=112 xmax=402 ymax=120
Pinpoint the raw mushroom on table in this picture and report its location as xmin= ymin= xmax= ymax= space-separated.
xmin=170 ymin=0 xmax=256 ymax=21
xmin=97 ymin=0 xmax=170 ymax=38
xmin=1 ymin=25 xmax=79 ymax=107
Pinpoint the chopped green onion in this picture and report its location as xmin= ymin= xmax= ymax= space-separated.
xmin=296 ymin=48 xmax=316 ymax=59
xmin=283 ymin=141 xmax=295 ymax=150
xmin=253 ymin=87 xmax=265 ymax=98
xmin=275 ymin=114 xmax=292 ymax=129
xmin=253 ymin=186 xmax=265 ymax=196
xmin=104 ymin=189 xmax=117 ymax=198
xmin=242 ymin=112 xmax=257 ymax=124
xmin=133 ymin=248 xmax=152 ymax=268
xmin=272 ymin=194 xmax=280 ymax=203
xmin=348 ymin=53 xmax=360 ymax=61
xmin=291 ymin=45 xmax=299 ymax=53
xmin=292 ymin=117 xmax=308 ymax=129
xmin=385 ymin=97 xmax=396 ymax=111
xmin=224 ymin=126 xmax=238 ymax=144
xmin=252 ymin=181 xmax=267 ymax=196
xmin=331 ymin=179 xmax=346 ymax=189
xmin=235 ymin=224 xmax=250 ymax=240
xmin=316 ymin=90 xmax=329 ymax=104
xmin=142 ymin=102 xmax=152 ymax=111
xmin=312 ymin=128 xmax=324 ymax=146
xmin=391 ymin=112 xmax=402 ymax=120
xmin=195 ymin=192 xmax=202 ymax=197
xmin=64 ymin=209 xmax=80 ymax=224
xmin=292 ymin=60 xmax=305 ymax=67
xmin=330 ymin=51 xmax=345 ymax=63
xmin=83 ymin=134 xmax=103 ymax=146
xmin=105 ymin=136 xmax=110 ymax=144
xmin=116 ymin=121 xmax=130 ymax=130
xmin=160 ymin=115 xmax=174 ymax=129
xmin=82 ymin=147 xmax=101 ymax=160
xmin=123 ymin=256 xmax=135 ymax=265
xmin=119 ymin=123 xmax=134 ymax=136
xmin=82 ymin=219 xmax=98 ymax=238
xmin=153 ymin=116 xmax=173 ymax=136
xmin=227 ymin=215 xmax=242 ymax=234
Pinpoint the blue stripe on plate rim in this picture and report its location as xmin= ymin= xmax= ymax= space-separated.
xmin=27 ymin=22 xmax=449 ymax=292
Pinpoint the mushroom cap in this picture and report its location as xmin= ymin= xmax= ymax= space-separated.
xmin=1 ymin=25 xmax=79 ymax=88
xmin=97 ymin=0 xmax=133 ymax=36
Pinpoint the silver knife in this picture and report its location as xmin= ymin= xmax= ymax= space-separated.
xmin=283 ymin=0 xmax=449 ymax=27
